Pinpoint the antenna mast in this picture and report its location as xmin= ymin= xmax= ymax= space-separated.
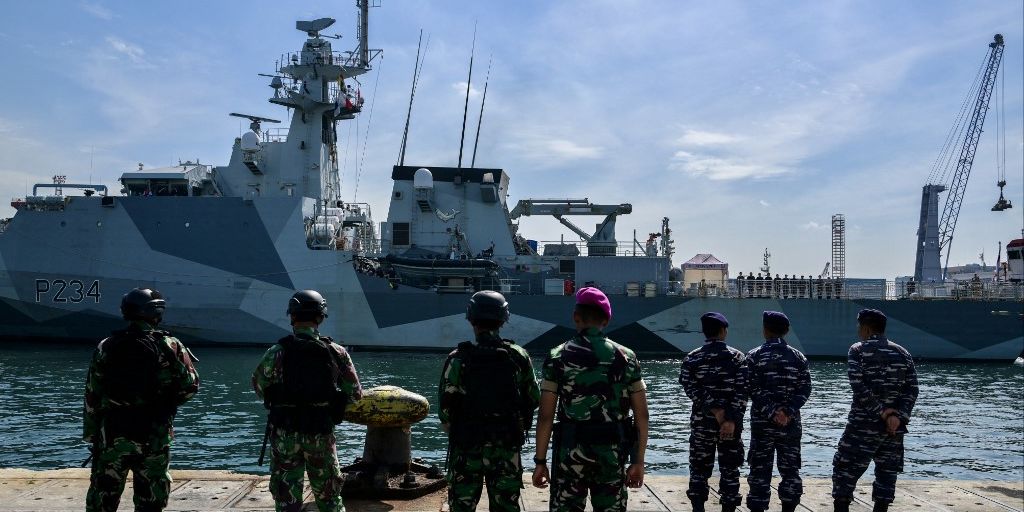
xmin=398 ymin=30 xmax=424 ymax=166
xmin=357 ymin=0 xmax=370 ymax=68
xmin=457 ymin=23 xmax=476 ymax=168
xmin=470 ymin=54 xmax=492 ymax=168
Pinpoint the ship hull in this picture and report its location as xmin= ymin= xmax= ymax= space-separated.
xmin=0 ymin=196 xmax=1020 ymax=360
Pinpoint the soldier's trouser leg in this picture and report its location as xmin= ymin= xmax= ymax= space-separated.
xmin=481 ymin=445 xmax=523 ymax=512
xmin=551 ymin=443 xmax=626 ymax=512
xmin=831 ymin=424 xmax=882 ymax=502
xmin=446 ymin=445 xmax=486 ymax=512
xmin=775 ymin=427 xmax=802 ymax=506
xmin=745 ymin=425 xmax=776 ymax=511
xmin=870 ymin=435 xmax=904 ymax=504
xmin=302 ymin=432 xmax=344 ymax=512
xmin=717 ymin=436 xmax=744 ymax=507
xmin=87 ymin=436 xmax=172 ymax=512
xmin=686 ymin=426 xmax=716 ymax=504
xmin=269 ymin=429 xmax=310 ymax=512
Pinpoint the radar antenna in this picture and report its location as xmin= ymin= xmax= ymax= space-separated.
xmin=229 ymin=113 xmax=281 ymax=132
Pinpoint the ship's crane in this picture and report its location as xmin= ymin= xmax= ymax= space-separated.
xmin=509 ymin=198 xmax=632 ymax=256
xmin=914 ymin=34 xmax=1005 ymax=283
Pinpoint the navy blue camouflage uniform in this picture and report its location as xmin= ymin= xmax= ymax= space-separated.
xmin=832 ymin=335 xmax=919 ymax=505
xmin=743 ymin=337 xmax=811 ymax=511
xmin=679 ymin=340 xmax=747 ymax=508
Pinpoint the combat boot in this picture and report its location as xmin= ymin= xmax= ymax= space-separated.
xmin=834 ymin=499 xmax=851 ymax=512
xmin=689 ymin=500 xmax=705 ymax=512
xmin=721 ymin=505 xmax=736 ymax=512
xmin=781 ymin=502 xmax=798 ymax=512
xmin=872 ymin=502 xmax=890 ymax=512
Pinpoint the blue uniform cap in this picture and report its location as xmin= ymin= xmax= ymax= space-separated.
xmin=762 ymin=310 xmax=790 ymax=332
xmin=700 ymin=312 xmax=729 ymax=332
xmin=857 ymin=308 xmax=887 ymax=328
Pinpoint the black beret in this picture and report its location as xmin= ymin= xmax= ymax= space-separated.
xmin=700 ymin=312 xmax=729 ymax=331
xmin=857 ymin=308 xmax=887 ymax=327
xmin=762 ymin=310 xmax=790 ymax=332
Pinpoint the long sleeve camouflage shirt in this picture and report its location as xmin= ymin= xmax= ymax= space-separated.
xmin=679 ymin=340 xmax=747 ymax=425
xmin=846 ymin=335 xmax=919 ymax=427
xmin=438 ymin=331 xmax=540 ymax=427
xmin=251 ymin=326 xmax=362 ymax=404
xmin=743 ymin=337 xmax=811 ymax=425
xmin=83 ymin=321 xmax=200 ymax=443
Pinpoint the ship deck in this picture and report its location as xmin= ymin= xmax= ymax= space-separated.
xmin=1 ymin=469 xmax=1020 ymax=511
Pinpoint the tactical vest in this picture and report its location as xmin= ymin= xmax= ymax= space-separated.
xmin=554 ymin=335 xmax=636 ymax=447
xmin=263 ymin=335 xmax=348 ymax=434
xmin=448 ymin=340 xmax=529 ymax=447
xmin=99 ymin=328 xmax=179 ymax=441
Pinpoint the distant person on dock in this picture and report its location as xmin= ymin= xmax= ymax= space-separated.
xmin=743 ymin=311 xmax=812 ymax=512
xmin=83 ymin=288 xmax=200 ymax=512
xmin=679 ymin=312 xmax=747 ymax=512
xmin=439 ymin=291 xmax=540 ymax=512
xmin=252 ymin=290 xmax=363 ymax=512
xmin=831 ymin=309 xmax=919 ymax=512
xmin=532 ymin=287 xmax=650 ymax=512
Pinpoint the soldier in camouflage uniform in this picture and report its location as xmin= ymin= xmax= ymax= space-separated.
xmin=439 ymin=291 xmax=540 ymax=512
xmin=743 ymin=311 xmax=811 ymax=512
xmin=679 ymin=312 xmax=747 ymax=512
xmin=252 ymin=290 xmax=362 ymax=512
xmin=832 ymin=309 xmax=919 ymax=512
xmin=532 ymin=287 xmax=649 ymax=512
xmin=84 ymin=288 xmax=200 ymax=512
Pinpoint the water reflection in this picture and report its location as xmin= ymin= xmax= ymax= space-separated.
xmin=0 ymin=343 xmax=1020 ymax=480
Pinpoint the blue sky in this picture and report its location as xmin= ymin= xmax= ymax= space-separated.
xmin=0 ymin=0 xmax=1021 ymax=278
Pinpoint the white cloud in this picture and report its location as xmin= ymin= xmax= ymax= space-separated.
xmin=105 ymin=36 xmax=148 ymax=66
xmin=80 ymin=2 xmax=113 ymax=20
xmin=451 ymin=81 xmax=481 ymax=99
xmin=669 ymin=151 xmax=790 ymax=181
xmin=800 ymin=221 xmax=823 ymax=230
xmin=759 ymin=200 xmax=771 ymax=207
xmin=676 ymin=129 xmax=741 ymax=146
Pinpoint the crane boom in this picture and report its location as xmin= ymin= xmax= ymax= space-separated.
xmin=914 ymin=34 xmax=1004 ymax=282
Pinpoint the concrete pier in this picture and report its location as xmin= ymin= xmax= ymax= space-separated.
xmin=1 ymin=469 xmax=1020 ymax=511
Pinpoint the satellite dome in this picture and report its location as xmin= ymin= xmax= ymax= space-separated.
xmin=240 ymin=131 xmax=260 ymax=152
xmin=413 ymin=168 xmax=434 ymax=189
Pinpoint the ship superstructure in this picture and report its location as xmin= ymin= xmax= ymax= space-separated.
xmin=0 ymin=6 xmax=1020 ymax=359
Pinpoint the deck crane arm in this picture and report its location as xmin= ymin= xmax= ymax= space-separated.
xmin=936 ymin=34 xmax=1005 ymax=271
xmin=914 ymin=34 xmax=1005 ymax=282
xmin=509 ymin=198 xmax=633 ymax=256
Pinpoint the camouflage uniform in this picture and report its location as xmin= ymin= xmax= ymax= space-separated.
xmin=541 ymin=328 xmax=646 ymax=512
xmin=679 ymin=340 xmax=747 ymax=508
xmin=84 ymin=321 xmax=200 ymax=512
xmin=743 ymin=337 xmax=811 ymax=511
xmin=252 ymin=326 xmax=362 ymax=512
xmin=439 ymin=331 xmax=540 ymax=512
xmin=832 ymin=335 xmax=919 ymax=505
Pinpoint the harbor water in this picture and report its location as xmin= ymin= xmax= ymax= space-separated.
xmin=0 ymin=342 xmax=1021 ymax=480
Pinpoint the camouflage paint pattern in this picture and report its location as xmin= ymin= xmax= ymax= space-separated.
xmin=832 ymin=335 xmax=919 ymax=505
xmin=252 ymin=326 xmax=363 ymax=512
xmin=678 ymin=339 xmax=747 ymax=507
xmin=743 ymin=337 xmax=811 ymax=510
xmin=83 ymin=321 xmax=199 ymax=512
xmin=541 ymin=328 xmax=646 ymax=512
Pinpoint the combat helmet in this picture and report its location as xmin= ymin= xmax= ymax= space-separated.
xmin=466 ymin=290 xmax=510 ymax=324
xmin=121 ymin=288 xmax=166 ymax=324
xmin=287 ymin=290 xmax=329 ymax=319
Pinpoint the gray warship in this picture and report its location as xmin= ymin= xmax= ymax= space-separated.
xmin=0 ymin=5 xmax=1021 ymax=359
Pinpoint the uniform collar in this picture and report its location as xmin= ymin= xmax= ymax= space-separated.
xmin=129 ymin=320 xmax=157 ymax=332
xmin=705 ymin=338 xmax=726 ymax=344
xmin=764 ymin=337 xmax=786 ymax=346
xmin=866 ymin=334 xmax=887 ymax=343
xmin=293 ymin=326 xmax=320 ymax=340
xmin=475 ymin=330 xmax=503 ymax=345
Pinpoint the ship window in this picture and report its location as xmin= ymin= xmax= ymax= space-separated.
xmin=1009 ymin=250 xmax=1022 ymax=260
xmin=393 ymin=191 xmax=403 ymax=200
xmin=393 ymin=222 xmax=410 ymax=246
xmin=559 ymin=259 xmax=576 ymax=274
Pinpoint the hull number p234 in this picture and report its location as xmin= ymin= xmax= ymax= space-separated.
xmin=35 ymin=279 xmax=101 ymax=303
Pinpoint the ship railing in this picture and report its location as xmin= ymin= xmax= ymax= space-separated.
xmin=277 ymin=50 xmax=362 ymax=72
xmin=726 ymin=278 xmax=859 ymax=299
xmin=262 ymin=128 xmax=288 ymax=143
xmin=532 ymin=240 xmax=660 ymax=258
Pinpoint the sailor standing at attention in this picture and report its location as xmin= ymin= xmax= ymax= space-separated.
xmin=439 ymin=291 xmax=540 ymax=512
xmin=831 ymin=309 xmax=919 ymax=512
xmin=679 ymin=312 xmax=747 ymax=512
xmin=84 ymin=288 xmax=200 ymax=512
xmin=532 ymin=287 xmax=650 ymax=512
xmin=743 ymin=311 xmax=811 ymax=512
xmin=252 ymin=290 xmax=362 ymax=512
